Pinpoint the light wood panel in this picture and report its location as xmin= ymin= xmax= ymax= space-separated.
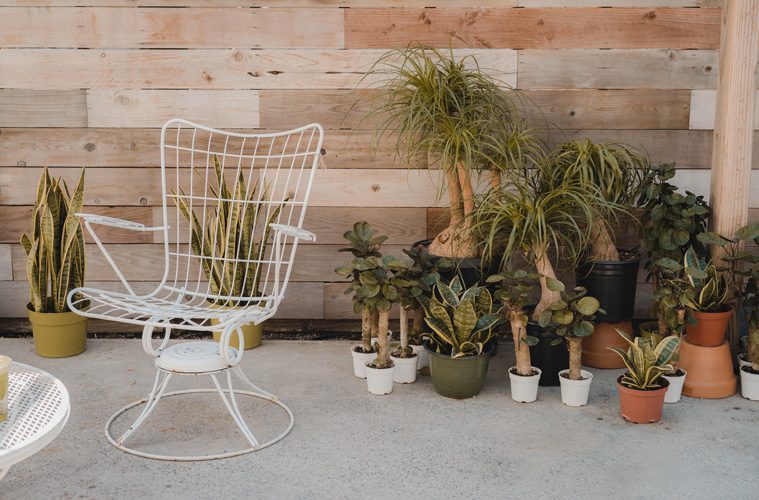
xmin=260 ymin=89 xmax=691 ymax=130
xmin=0 ymin=7 xmax=344 ymax=48
xmin=345 ymin=8 xmax=721 ymax=49
xmin=0 ymin=281 xmax=324 ymax=319
xmin=518 ymin=49 xmax=718 ymax=89
xmin=0 ymin=48 xmax=517 ymax=90
xmin=0 ymin=245 xmax=12 ymax=280
xmin=0 ymin=1 xmax=518 ymax=6
xmin=0 ymin=90 xmax=86 ymax=127
xmin=86 ymin=90 xmax=260 ymax=128
xmin=689 ymin=90 xmax=759 ymax=130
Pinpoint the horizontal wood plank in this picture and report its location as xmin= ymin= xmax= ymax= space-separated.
xmin=0 ymin=281 xmax=323 ymax=319
xmin=689 ymin=90 xmax=759 ymax=130
xmin=518 ymin=49 xmax=718 ymax=89
xmin=86 ymin=90 xmax=259 ymax=128
xmin=345 ymin=8 xmax=721 ymax=49
xmin=260 ymin=89 xmax=691 ymax=130
xmin=0 ymin=48 xmax=516 ymax=90
xmin=0 ymin=90 xmax=86 ymax=127
xmin=0 ymin=7 xmax=344 ymax=48
xmin=0 ymin=244 xmax=11 ymax=280
xmin=0 ymin=1 xmax=518 ymax=6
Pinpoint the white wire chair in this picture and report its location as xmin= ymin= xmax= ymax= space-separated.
xmin=67 ymin=118 xmax=323 ymax=460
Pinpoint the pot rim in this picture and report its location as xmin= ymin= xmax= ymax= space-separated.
xmin=390 ymin=352 xmax=418 ymax=361
xmin=662 ymin=369 xmax=688 ymax=378
xmin=691 ymin=306 xmax=734 ymax=318
xmin=740 ymin=365 xmax=759 ymax=375
xmin=509 ymin=366 xmax=542 ymax=378
xmin=424 ymin=344 xmax=491 ymax=359
xmin=616 ymin=374 xmax=669 ymax=396
xmin=558 ymin=369 xmax=593 ymax=385
xmin=352 ymin=345 xmax=377 ymax=355
xmin=365 ymin=361 xmax=395 ymax=370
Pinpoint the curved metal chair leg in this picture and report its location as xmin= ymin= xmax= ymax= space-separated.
xmin=210 ymin=374 xmax=259 ymax=448
xmin=118 ymin=371 xmax=172 ymax=445
xmin=233 ymin=365 xmax=275 ymax=400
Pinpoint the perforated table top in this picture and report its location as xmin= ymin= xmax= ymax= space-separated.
xmin=0 ymin=362 xmax=70 ymax=476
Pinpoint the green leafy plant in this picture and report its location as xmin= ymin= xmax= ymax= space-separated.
xmin=335 ymin=221 xmax=406 ymax=367
xmin=552 ymin=139 xmax=648 ymax=262
xmin=21 ymin=167 xmax=86 ymax=313
xmin=637 ymin=162 xmax=710 ymax=288
xmin=657 ymin=247 xmax=729 ymax=313
xmin=487 ymin=270 xmax=540 ymax=376
xmin=424 ymin=276 xmax=501 ymax=358
xmin=538 ymin=281 xmax=603 ymax=381
xmin=741 ymin=268 xmax=759 ymax=371
xmin=174 ymin=156 xmax=283 ymax=306
xmin=368 ymin=46 xmax=536 ymax=259
xmin=609 ymin=332 xmax=680 ymax=390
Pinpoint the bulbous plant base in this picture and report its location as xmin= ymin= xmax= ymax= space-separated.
xmin=679 ymin=336 xmax=736 ymax=399
xmin=582 ymin=321 xmax=633 ymax=369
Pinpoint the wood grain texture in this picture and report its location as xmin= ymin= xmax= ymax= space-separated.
xmin=0 ymin=244 xmax=12 ymax=280
xmin=0 ymin=281 xmax=324 ymax=318
xmin=86 ymin=90 xmax=259 ymax=128
xmin=260 ymin=89 xmax=691 ymax=130
xmin=345 ymin=8 xmax=721 ymax=49
xmin=0 ymin=90 xmax=86 ymax=127
xmin=0 ymin=48 xmax=516 ymax=90
xmin=0 ymin=7 xmax=344 ymax=48
xmin=518 ymin=49 xmax=718 ymax=89
xmin=689 ymin=90 xmax=759 ymax=130
xmin=0 ymin=1 xmax=519 ymax=6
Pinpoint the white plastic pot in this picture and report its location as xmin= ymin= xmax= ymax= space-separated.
xmin=411 ymin=344 xmax=429 ymax=370
xmin=366 ymin=363 xmax=395 ymax=395
xmin=662 ymin=370 xmax=687 ymax=404
xmin=351 ymin=346 xmax=376 ymax=379
xmin=558 ymin=369 xmax=593 ymax=407
xmin=740 ymin=366 xmax=759 ymax=400
xmin=390 ymin=354 xmax=418 ymax=384
xmin=508 ymin=366 xmax=542 ymax=403
xmin=738 ymin=353 xmax=750 ymax=371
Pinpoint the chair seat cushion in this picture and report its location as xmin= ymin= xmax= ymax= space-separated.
xmin=155 ymin=341 xmax=236 ymax=373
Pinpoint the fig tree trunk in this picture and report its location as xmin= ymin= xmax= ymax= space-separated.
xmin=749 ymin=327 xmax=759 ymax=370
xmin=590 ymin=219 xmax=620 ymax=262
xmin=568 ymin=337 xmax=583 ymax=380
xmin=508 ymin=308 xmax=532 ymax=376
xmin=412 ymin=309 xmax=424 ymax=340
xmin=429 ymin=163 xmax=478 ymax=259
xmin=399 ymin=306 xmax=409 ymax=350
xmin=377 ymin=309 xmax=390 ymax=368
xmin=532 ymin=244 xmax=562 ymax=322
xmin=361 ymin=308 xmax=373 ymax=353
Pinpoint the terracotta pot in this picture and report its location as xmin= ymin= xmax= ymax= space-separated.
xmin=678 ymin=336 xmax=736 ymax=398
xmin=686 ymin=307 xmax=733 ymax=347
xmin=616 ymin=375 xmax=669 ymax=424
xmin=582 ymin=321 xmax=633 ymax=369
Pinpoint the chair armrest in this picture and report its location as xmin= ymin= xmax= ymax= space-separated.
xmin=269 ymin=223 xmax=316 ymax=242
xmin=76 ymin=213 xmax=165 ymax=232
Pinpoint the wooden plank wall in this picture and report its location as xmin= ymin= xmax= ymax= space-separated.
xmin=1 ymin=1 xmax=756 ymax=322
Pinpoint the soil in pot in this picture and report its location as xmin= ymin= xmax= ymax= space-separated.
xmin=427 ymin=346 xmax=490 ymax=399
xmin=616 ymin=375 xmax=669 ymax=424
xmin=686 ymin=307 xmax=733 ymax=347
xmin=528 ymin=322 xmax=568 ymax=386
xmin=576 ymin=253 xmax=640 ymax=323
xmin=27 ymin=306 xmax=87 ymax=358
xmin=679 ymin=336 xmax=736 ymax=398
xmin=740 ymin=365 xmax=759 ymax=401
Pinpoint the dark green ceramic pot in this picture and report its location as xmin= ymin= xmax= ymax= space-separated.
xmin=427 ymin=346 xmax=490 ymax=399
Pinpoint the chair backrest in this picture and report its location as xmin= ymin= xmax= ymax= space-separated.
xmin=157 ymin=119 xmax=323 ymax=315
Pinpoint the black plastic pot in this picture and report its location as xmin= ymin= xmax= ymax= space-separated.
xmin=413 ymin=239 xmax=501 ymax=290
xmin=576 ymin=258 xmax=640 ymax=323
xmin=527 ymin=322 xmax=569 ymax=387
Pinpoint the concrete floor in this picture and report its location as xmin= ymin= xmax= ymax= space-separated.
xmin=1 ymin=338 xmax=758 ymax=499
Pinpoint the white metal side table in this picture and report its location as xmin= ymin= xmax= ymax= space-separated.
xmin=0 ymin=362 xmax=70 ymax=480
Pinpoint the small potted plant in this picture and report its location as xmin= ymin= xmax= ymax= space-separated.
xmin=679 ymin=247 xmax=731 ymax=347
xmin=424 ymin=276 xmax=501 ymax=399
xmin=174 ymin=156 xmax=283 ymax=351
xmin=22 ymin=167 xmax=88 ymax=358
xmin=335 ymin=221 xmax=388 ymax=379
xmin=538 ymin=281 xmax=603 ymax=407
xmin=609 ymin=332 xmax=679 ymax=423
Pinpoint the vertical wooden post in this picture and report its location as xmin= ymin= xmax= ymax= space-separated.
xmin=709 ymin=0 xmax=759 ymax=350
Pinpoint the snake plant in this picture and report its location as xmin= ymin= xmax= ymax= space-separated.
xmin=609 ymin=332 xmax=679 ymax=390
xmin=657 ymin=247 xmax=729 ymax=313
xmin=424 ymin=276 xmax=501 ymax=358
xmin=174 ymin=156 xmax=283 ymax=306
xmin=21 ymin=167 xmax=86 ymax=313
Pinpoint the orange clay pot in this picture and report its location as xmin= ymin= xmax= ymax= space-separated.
xmin=685 ymin=307 xmax=733 ymax=347
xmin=678 ymin=336 xmax=736 ymax=399
xmin=616 ymin=376 xmax=669 ymax=424
xmin=582 ymin=321 xmax=633 ymax=369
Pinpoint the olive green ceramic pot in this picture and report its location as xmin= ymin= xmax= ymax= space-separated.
xmin=427 ymin=346 xmax=490 ymax=399
xmin=27 ymin=305 xmax=87 ymax=358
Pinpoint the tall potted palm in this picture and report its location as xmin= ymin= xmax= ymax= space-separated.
xmin=22 ymin=167 xmax=88 ymax=358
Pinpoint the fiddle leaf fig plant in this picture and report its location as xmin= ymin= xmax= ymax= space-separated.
xmin=610 ymin=332 xmax=680 ymax=390
xmin=538 ymin=282 xmax=604 ymax=381
xmin=424 ymin=276 xmax=501 ymax=358
xmin=21 ymin=167 xmax=86 ymax=313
